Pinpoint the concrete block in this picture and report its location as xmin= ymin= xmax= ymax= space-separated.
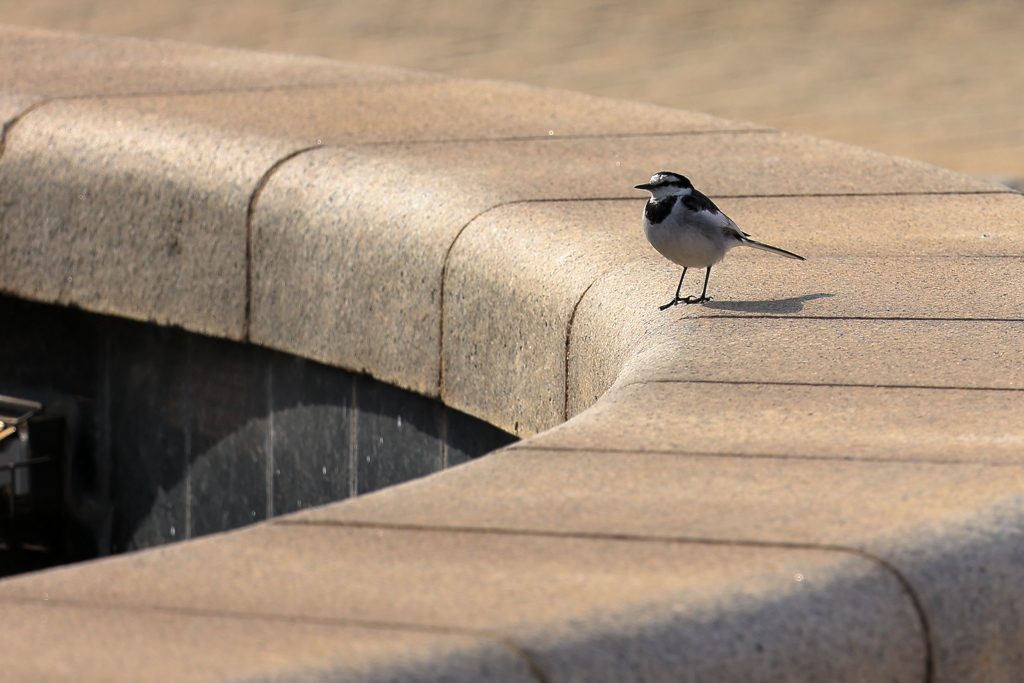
xmin=630 ymin=317 xmax=1022 ymax=388
xmin=712 ymin=192 xmax=1024 ymax=257
xmin=568 ymin=305 xmax=1017 ymax=427
xmin=0 ymin=91 xmax=39 ymax=126
xmin=287 ymin=447 xmax=1024 ymax=538
xmin=442 ymin=191 xmax=1024 ymax=436
xmin=252 ymin=132 xmax=999 ymax=398
xmin=336 ymin=132 xmax=1006 ymax=201
xmin=0 ymin=25 xmax=415 ymax=101
xmin=443 ymin=201 xmax=648 ymax=435
xmin=567 ymin=256 xmax=1024 ymax=418
xmin=248 ymin=146 xmax=490 ymax=395
xmin=114 ymin=77 xmax=761 ymax=147
xmin=0 ymin=99 xmax=298 ymax=339
xmin=681 ymin=254 xmax=1024 ymax=319
xmin=0 ymin=600 xmax=535 ymax=683
xmin=539 ymin=380 xmax=1024 ymax=463
xmin=288 ymin=447 xmax=1024 ymax=683
xmin=0 ymin=523 xmax=925 ymax=683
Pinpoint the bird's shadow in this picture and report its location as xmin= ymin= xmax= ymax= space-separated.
xmin=702 ymin=293 xmax=833 ymax=315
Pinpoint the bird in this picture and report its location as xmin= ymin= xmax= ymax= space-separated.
xmin=635 ymin=171 xmax=805 ymax=309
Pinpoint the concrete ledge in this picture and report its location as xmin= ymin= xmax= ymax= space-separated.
xmin=3 ymin=523 xmax=927 ymax=682
xmin=1 ymin=26 xmax=1022 ymax=682
xmin=4 ymin=600 xmax=540 ymax=683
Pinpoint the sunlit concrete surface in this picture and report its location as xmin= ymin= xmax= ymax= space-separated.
xmin=0 ymin=0 xmax=1021 ymax=182
xmin=0 ymin=17 xmax=1022 ymax=683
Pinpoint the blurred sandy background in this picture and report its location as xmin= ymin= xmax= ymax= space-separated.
xmin=1 ymin=0 xmax=1021 ymax=184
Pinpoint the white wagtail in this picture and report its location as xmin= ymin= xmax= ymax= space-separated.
xmin=635 ymin=172 xmax=805 ymax=309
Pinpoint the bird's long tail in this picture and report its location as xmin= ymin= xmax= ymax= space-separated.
xmin=741 ymin=238 xmax=805 ymax=260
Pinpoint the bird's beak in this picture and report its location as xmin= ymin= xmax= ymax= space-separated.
xmin=634 ymin=183 xmax=653 ymax=191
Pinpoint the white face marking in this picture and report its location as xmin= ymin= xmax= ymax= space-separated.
xmin=646 ymin=175 xmax=691 ymax=200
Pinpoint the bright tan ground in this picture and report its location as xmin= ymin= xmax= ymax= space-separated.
xmin=0 ymin=0 xmax=1020 ymax=183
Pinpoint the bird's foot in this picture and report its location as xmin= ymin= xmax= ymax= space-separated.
xmin=659 ymin=298 xmax=684 ymax=310
xmin=660 ymin=295 xmax=711 ymax=310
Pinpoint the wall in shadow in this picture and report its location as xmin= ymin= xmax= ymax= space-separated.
xmin=0 ymin=293 xmax=516 ymax=572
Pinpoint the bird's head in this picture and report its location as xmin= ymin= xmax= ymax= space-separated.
xmin=634 ymin=172 xmax=694 ymax=199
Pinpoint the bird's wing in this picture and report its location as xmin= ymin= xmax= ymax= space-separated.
xmin=682 ymin=191 xmax=747 ymax=240
xmin=723 ymin=225 xmax=747 ymax=241
xmin=681 ymin=190 xmax=722 ymax=214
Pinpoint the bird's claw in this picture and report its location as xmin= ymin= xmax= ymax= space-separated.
xmin=659 ymin=295 xmax=711 ymax=310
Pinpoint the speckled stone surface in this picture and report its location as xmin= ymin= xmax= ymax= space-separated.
xmin=0 ymin=523 xmax=926 ymax=683
xmin=1 ymin=24 xmax=1023 ymax=683
xmin=8 ymin=0 xmax=1017 ymax=183
xmin=621 ymin=317 xmax=1023 ymax=389
xmin=293 ymin=132 xmax=1005 ymax=201
xmin=288 ymin=447 xmax=1024 ymax=683
xmin=563 ymin=192 xmax=1024 ymax=421
xmin=537 ymin=381 xmax=1024 ymax=463
xmin=2 ymin=600 xmax=539 ymax=683
xmin=0 ymin=99 xmax=297 ymax=338
xmin=443 ymin=194 xmax=1024 ymax=435
xmin=0 ymin=25 xmax=412 ymax=102
xmin=442 ymin=202 xmax=645 ymax=434
xmin=100 ymin=78 xmax=760 ymax=144
xmin=0 ymin=73 xmax=755 ymax=343
xmin=248 ymin=132 xmax=1008 ymax=398
xmin=248 ymin=146 xmax=492 ymax=395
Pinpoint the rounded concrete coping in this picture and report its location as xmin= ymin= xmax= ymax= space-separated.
xmin=1 ymin=25 xmax=1024 ymax=683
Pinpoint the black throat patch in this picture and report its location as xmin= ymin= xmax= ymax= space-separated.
xmin=644 ymin=194 xmax=677 ymax=224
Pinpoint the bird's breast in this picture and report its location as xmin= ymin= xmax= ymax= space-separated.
xmin=644 ymin=215 xmax=728 ymax=268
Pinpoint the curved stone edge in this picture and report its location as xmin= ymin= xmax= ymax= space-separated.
xmin=2 ymin=24 xmax=1024 ymax=683
xmin=1 ymin=519 xmax=928 ymax=683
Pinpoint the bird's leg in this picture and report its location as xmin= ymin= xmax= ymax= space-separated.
xmin=682 ymin=267 xmax=712 ymax=304
xmin=659 ymin=267 xmax=688 ymax=310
